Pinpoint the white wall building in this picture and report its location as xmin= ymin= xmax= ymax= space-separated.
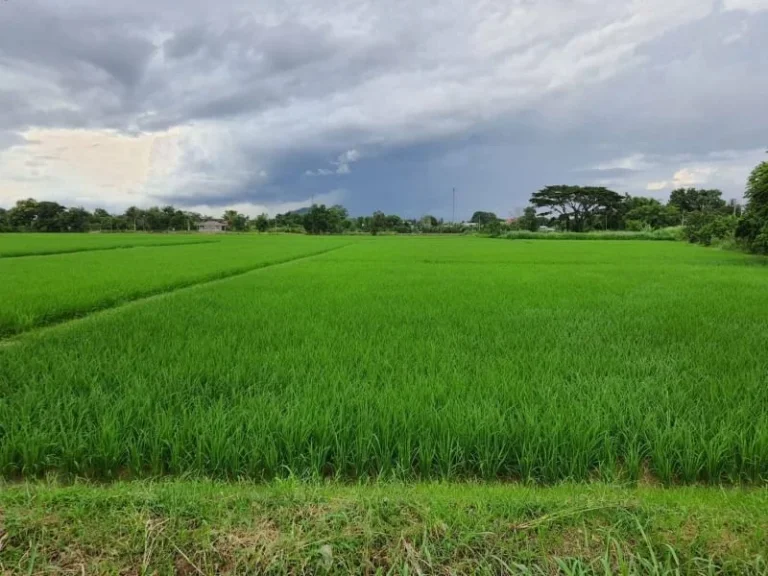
xmin=198 ymin=220 xmax=227 ymax=233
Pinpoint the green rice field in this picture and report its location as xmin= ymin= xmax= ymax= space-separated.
xmin=0 ymin=232 xmax=216 ymax=258
xmin=1 ymin=235 xmax=767 ymax=483
xmin=0 ymin=235 xmax=347 ymax=337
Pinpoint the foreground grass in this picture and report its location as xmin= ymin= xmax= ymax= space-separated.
xmin=2 ymin=239 xmax=768 ymax=482
xmin=1 ymin=480 xmax=766 ymax=575
xmin=0 ymin=235 xmax=349 ymax=338
xmin=0 ymin=232 xmax=217 ymax=258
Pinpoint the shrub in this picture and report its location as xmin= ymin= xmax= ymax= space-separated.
xmin=504 ymin=229 xmax=680 ymax=241
xmin=683 ymin=213 xmax=737 ymax=246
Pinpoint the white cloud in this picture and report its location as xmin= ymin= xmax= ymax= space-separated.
xmin=333 ymin=149 xmax=360 ymax=174
xmin=723 ymin=0 xmax=768 ymax=13
xmin=593 ymin=153 xmax=654 ymax=171
xmin=306 ymin=148 xmax=361 ymax=176
xmin=723 ymin=21 xmax=749 ymax=44
xmin=634 ymin=149 xmax=766 ymax=198
xmin=0 ymin=127 xmax=183 ymax=210
xmin=338 ymin=149 xmax=360 ymax=163
xmin=0 ymin=125 xmax=273 ymax=212
xmin=671 ymin=167 xmax=716 ymax=187
xmin=305 ymin=168 xmax=334 ymax=176
xmin=641 ymin=166 xmax=716 ymax=193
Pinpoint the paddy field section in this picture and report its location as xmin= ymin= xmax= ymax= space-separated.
xmin=0 ymin=232 xmax=217 ymax=258
xmin=0 ymin=235 xmax=348 ymax=338
xmin=1 ymin=237 xmax=767 ymax=483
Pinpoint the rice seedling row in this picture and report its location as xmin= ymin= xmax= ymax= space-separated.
xmin=0 ymin=235 xmax=349 ymax=337
xmin=0 ymin=232 xmax=218 ymax=258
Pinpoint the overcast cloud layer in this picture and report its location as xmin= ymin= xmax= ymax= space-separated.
xmin=1 ymin=0 xmax=766 ymax=218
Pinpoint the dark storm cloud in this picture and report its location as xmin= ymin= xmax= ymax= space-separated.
xmin=1 ymin=2 xmax=402 ymax=135
xmin=0 ymin=0 xmax=766 ymax=214
xmin=161 ymin=19 xmax=342 ymax=71
xmin=154 ymin=186 xmax=289 ymax=208
xmin=163 ymin=26 xmax=209 ymax=60
xmin=563 ymin=9 xmax=768 ymax=154
xmin=0 ymin=6 xmax=156 ymax=91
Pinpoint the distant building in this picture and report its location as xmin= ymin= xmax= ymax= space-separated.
xmin=198 ymin=219 xmax=227 ymax=233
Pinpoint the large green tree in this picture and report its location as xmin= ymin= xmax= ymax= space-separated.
xmin=303 ymin=204 xmax=332 ymax=234
xmin=328 ymin=205 xmax=350 ymax=233
xmin=668 ymin=188 xmax=726 ymax=216
xmin=623 ymin=197 xmax=680 ymax=229
xmin=517 ymin=206 xmax=539 ymax=232
xmin=223 ymin=210 xmax=248 ymax=232
xmin=735 ymin=158 xmax=768 ymax=253
xmin=124 ymin=206 xmax=142 ymax=231
xmin=33 ymin=201 xmax=67 ymax=231
xmin=8 ymin=198 xmax=40 ymax=230
xmin=529 ymin=186 xmax=622 ymax=232
xmin=253 ymin=213 xmax=270 ymax=232
xmin=370 ymin=211 xmax=387 ymax=235
xmin=61 ymin=207 xmax=91 ymax=232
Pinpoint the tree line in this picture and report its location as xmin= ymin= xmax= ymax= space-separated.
xmin=2 ymin=157 xmax=766 ymax=253
xmin=520 ymin=154 xmax=768 ymax=253
xmin=522 ymin=185 xmax=741 ymax=239
xmin=0 ymin=200 xmax=460 ymax=235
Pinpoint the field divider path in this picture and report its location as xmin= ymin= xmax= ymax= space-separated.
xmin=0 ymin=243 xmax=351 ymax=347
xmin=0 ymin=238 xmax=220 ymax=259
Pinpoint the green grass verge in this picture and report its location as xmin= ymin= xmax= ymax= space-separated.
xmin=0 ymin=480 xmax=766 ymax=574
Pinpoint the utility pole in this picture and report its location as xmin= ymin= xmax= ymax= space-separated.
xmin=452 ymin=187 xmax=456 ymax=223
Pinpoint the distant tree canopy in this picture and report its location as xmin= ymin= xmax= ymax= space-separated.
xmin=253 ymin=213 xmax=270 ymax=232
xmin=470 ymin=211 xmax=498 ymax=225
xmin=530 ymin=186 xmax=623 ymax=232
xmin=421 ymin=215 xmax=439 ymax=228
xmin=223 ymin=209 xmax=248 ymax=232
xmin=0 ymin=199 xmax=207 ymax=233
xmin=518 ymin=206 xmax=540 ymax=232
xmin=370 ymin=211 xmax=388 ymax=235
xmin=523 ymin=185 xmax=744 ymax=243
xmin=668 ymin=188 xmax=726 ymax=214
xmin=302 ymin=204 xmax=349 ymax=234
xmin=623 ymin=197 xmax=680 ymax=230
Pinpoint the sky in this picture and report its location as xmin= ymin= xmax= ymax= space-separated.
xmin=0 ymin=0 xmax=766 ymax=220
